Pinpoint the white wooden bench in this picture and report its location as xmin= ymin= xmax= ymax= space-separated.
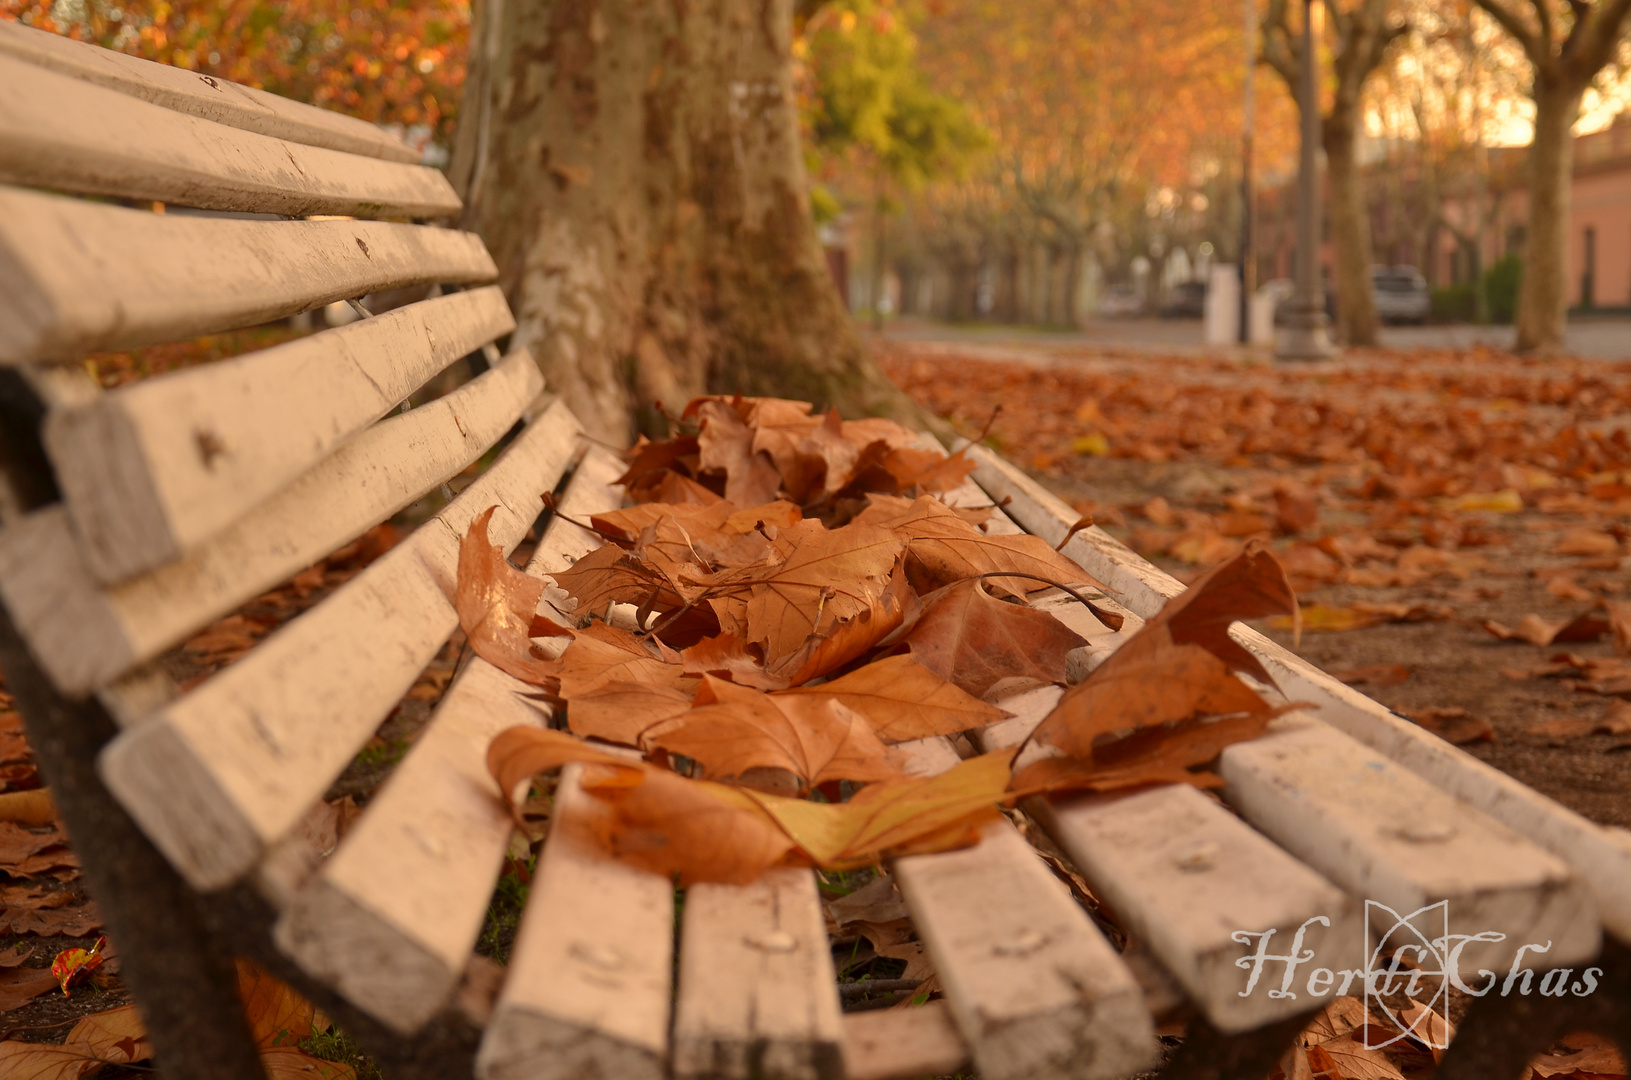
xmin=0 ymin=23 xmax=1628 ymax=1080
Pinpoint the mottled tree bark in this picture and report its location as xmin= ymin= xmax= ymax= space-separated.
xmin=1471 ymin=0 xmax=1631 ymax=353
xmin=1322 ymin=113 xmax=1378 ymax=346
xmin=1263 ymin=0 xmax=1405 ymax=347
xmin=450 ymin=0 xmax=923 ymax=445
xmin=1517 ymin=79 xmax=1580 ymax=350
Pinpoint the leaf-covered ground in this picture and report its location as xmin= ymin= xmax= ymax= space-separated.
xmin=881 ymin=339 xmax=1631 ymax=831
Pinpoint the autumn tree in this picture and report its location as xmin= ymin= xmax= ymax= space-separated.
xmin=1263 ymin=0 xmax=1408 ymax=347
xmin=1471 ymin=0 xmax=1631 ymax=351
xmin=2 ymin=0 xmax=469 ymax=147
xmin=448 ymin=0 xmax=926 ymax=445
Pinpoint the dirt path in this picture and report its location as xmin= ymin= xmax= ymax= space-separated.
xmin=882 ymin=339 xmax=1631 ymax=833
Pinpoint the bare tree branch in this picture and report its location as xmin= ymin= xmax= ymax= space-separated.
xmin=1472 ymin=0 xmax=1541 ymax=59
xmin=1571 ymin=0 xmax=1631 ymax=78
xmin=1260 ymin=0 xmax=1302 ymax=90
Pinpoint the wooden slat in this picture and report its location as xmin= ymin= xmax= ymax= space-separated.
xmin=961 ymin=442 xmax=1631 ymax=943
xmin=0 ymin=187 xmax=496 ymax=365
xmin=46 ymin=287 xmax=515 ymax=583
xmin=96 ymin=401 xmax=581 ymax=891
xmin=275 ymin=449 xmax=627 ymax=1034
xmin=0 ymin=350 xmax=546 ymax=696
xmin=672 ymin=868 xmax=845 ymax=1080
xmin=841 ymin=1002 xmax=972 ymax=1080
xmin=1220 ymin=716 xmax=1600 ymax=967
xmin=892 ymin=817 xmax=1155 ymax=1080
xmin=1027 ymin=787 xmax=1361 ymax=1033
xmin=476 ymin=768 xmax=674 ymax=1080
xmin=0 ymin=21 xmax=419 ymax=162
xmin=0 ymin=54 xmax=459 ymax=218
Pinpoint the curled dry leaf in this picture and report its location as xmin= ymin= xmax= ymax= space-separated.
xmin=696 ymin=399 xmax=783 ymax=507
xmin=456 ymin=506 xmax=570 ymax=686
xmin=1028 ymin=541 xmax=1297 ymax=782
xmin=1484 ymin=610 xmax=1611 ymax=648
xmin=487 ymin=728 xmax=1020 ymax=884
xmin=641 ymin=675 xmax=907 ymax=790
xmin=902 ymin=579 xmax=1088 ymax=698
xmin=1399 ymin=706 xmax=1495 ymax=745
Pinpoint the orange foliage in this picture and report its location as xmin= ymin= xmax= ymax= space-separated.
xmin=2 ymin=0 xmax=469 ymax=146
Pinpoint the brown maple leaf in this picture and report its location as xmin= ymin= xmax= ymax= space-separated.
xmin=455 ymin=506 xmax=570 ymax=686
xmin=696 ymin=399 xmax=783 ymax=507
xmin=1028 ymin=540 xmax=1297 ymax=765
xmin=901 ymin=579 xmax=1087 ymax=698
xmin=856 ymin=494 xmax=1101 ymax=598
xmin=553 ymin=623 xmax=698 ymax=745
xmin=775 ymin=653 xmax=1008 ymax=742
xmin=641 ymin=675 xmax=907 ymax=790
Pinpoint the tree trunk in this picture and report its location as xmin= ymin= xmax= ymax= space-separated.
xmin=1515 ymin=78 xmax=1581 ymax=353
xmin=452 ymin=0 xmax=922 ymax=444
xmin=1322 ymin=115 xmax=1379 ymax=346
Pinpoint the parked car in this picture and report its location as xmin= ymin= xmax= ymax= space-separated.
xmin=1371 ymin=265 xmax=1431 ymax=323
xmin=1158 ymin=280 xmax=1207 ymax=319
xmin=1098 ymin=283 xmax=1144 ymax=318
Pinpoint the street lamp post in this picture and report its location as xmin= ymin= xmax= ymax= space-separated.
xmin=1276 ymin=0 xmax=1337 ymax=361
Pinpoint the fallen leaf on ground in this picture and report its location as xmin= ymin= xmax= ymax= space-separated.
xmin=0 ymin=1002 xmax=152 ymax=1078
xmin=1554 ymin=528 xmax=1620 ymax=557
xmin=0 ymin=964 xmax=59 ymax=1012
xmin=1400 ymin=706 xmax=1495 ymax=744
xmin=455 ymin=506 xmax=571 ymax=686
xmin=1272 ymin=602 xmax=1451 ymax=633
xmin=901 ymin=579 xmax=1087 ymax=698
xmin=1484 ymin=610 xmax=1610 ymax=648
xmin=1329 ymin=664 xmax=1410 ymax=687
xmin=0 ymin=823 xmax=69 ymax=871
xmin=1526 ymin=1031 xmax=1627 ymax=1078
xmin=50 ymin=936 xmax=107 ymax=995
xmin=1525 ymin=705 xmax=1631 ymax=740
xmin=0 ymin=789 xmax=56 ymax=826
xmin=1 ymin=902 xmax=102 ymax=937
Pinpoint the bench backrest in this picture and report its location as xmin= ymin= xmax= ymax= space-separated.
xmin=0 ymin=22 xmax=575 ymax=898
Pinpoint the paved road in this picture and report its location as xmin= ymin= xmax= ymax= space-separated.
xmin=880 ymin=316 xmax=1631 ymax=361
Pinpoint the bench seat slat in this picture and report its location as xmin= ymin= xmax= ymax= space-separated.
xmin=840 ymin=1002 xmax=972 ymax=1080
xmin=275 ymin=449 xmax=626 ymax=1034
xmin=0 ymin=350 xmax=546 ymax=696
xmin=0 ymin=187 xmax=496 ymax=365
xmin=0 ymin=54 xmax=459 ymax=218
xmin=477 ymin=767 xmax=675 ymax=1080
xmin=96 ymin=399 xmax=581 ymax=891
xmin=961 ymin=441 xmax=1631 ymax=944
xmin=0 ymin=21 xmax=419 ymax=163
xmin=892 ymin=816 xmax=1155 ymax=1080
xmin=1220 ymin=718 xmax=1600 ymax=967
xmin=672 ymin=868 xmax=845 ymax=1080
xmin=47 ymin=287 xmax=516 ymax=584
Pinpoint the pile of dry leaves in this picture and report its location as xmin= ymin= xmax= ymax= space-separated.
xmin=454 ymin=395 xmax=1300 ymax=885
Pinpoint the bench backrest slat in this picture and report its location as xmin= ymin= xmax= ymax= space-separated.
xmin=0 ymin=350 xmax=546 ymax=697
xmin=0 ymin=21 xmax=419 ymax=163
xmin=277 ymin=448 xmax=627 ymax=1033
xmin=0 ymin=188 xmax=496 ymax=364
xmin=0 ymin=53 xmax=458 ymax=218
xmin=98 ymin=399 xmax=584 ymax=890
xmin=46 ymin=287 xmax=515 ymax=583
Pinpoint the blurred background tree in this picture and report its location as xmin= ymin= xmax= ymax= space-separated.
xmin=2 ymin=0 xmax=469 ymax=153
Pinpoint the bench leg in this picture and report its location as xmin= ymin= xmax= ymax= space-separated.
xmin=0 ymin=608 xmax=268 ymax=1080
xmin=1435 ymin=935 xmax=1631 ymax=1080
xmin=1157 ymin=1010 xmax=1317 ymax=1080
